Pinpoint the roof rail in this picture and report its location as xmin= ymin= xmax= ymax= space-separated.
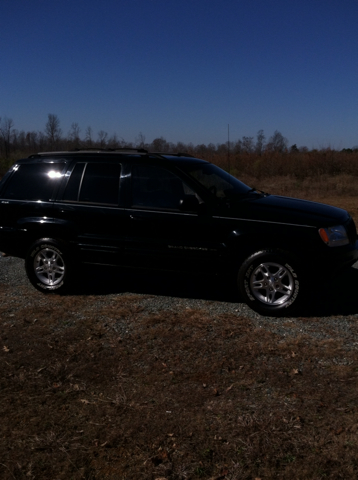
xmin=151 ymin=151 xmax=195 ymax=158
xmin=27 ymin=149 xmax=195 ymax=159
xmin=28 ymin=148 xmax=149 ymax=157
xmin=73 ymin=147 xmax=149 ymax=153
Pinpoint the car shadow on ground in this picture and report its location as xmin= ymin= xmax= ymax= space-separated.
xmin=71 ymin=264 xmax=358 ymax=318
xmin=73 ymin=265 xmax=238 ymax=302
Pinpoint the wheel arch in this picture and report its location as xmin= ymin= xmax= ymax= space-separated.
xmin=226 ymin=231 xmax=306 ymax=270
xmin=18 ymin=218 xmax=76 ymax=255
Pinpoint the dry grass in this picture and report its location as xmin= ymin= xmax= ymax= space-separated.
xmin=1 ymin=183 xmax=358 ymax=478
xmin=2 ymin=289 xmax=358 ymax=480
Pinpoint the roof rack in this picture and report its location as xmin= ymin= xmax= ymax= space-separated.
xmin=73 ymin=147 xmax=149 ymax=153
xmin=28 ymin=149 xmax=195 ymax=160
xmin=71 ymin=148 xmax=194 ymax=157
xmin=152 ymin=151 xmax=195 ymax=158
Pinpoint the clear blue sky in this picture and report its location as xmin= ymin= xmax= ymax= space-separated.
xmin=1 ymin=0 xmax=358 ymax=149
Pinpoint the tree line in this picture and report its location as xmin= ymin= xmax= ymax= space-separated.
xmin=1 ymin=114 xmax=358 ymax=180
xmin=0 ymin=113 xmax=312 ymax=159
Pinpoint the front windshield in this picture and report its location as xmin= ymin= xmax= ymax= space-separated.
xmin=184 ymin=163 xmax=251 ymax=198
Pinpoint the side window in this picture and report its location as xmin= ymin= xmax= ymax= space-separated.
xmin=1 ymin=163 xmax=65 ymax=201
xmin=63 ymin=163 xmax=121 ymax=205
xmin=131 ymin=164 xmax=197 ymax=210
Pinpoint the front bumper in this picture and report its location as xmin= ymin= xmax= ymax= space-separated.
xmin=311 ymin=238 xmax=358 ymax=276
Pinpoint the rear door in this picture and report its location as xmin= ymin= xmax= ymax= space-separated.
xmin=54 ymin=161 xmax=129 ymax=265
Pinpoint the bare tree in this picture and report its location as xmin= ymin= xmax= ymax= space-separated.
xmin=195 ymin=144 xmax=208 ymax=157
xmin=241 ymin=136 xmax=254 ymax=153
xmin=233 ymin=139 xmax=243 ymax=154
xmin=26 ymin=131 xmax=38 ymax=152
xmin=151 ymin=136 xmax=168 ymax=152
xmin=12 ymin=129 xmax=25 ymax=152
xmin=85 ymin=126 xmax=93 ymax=147
xmin=69 ymin=122 xmax=80 ymax=140
xmin=175 ymin=141 xmax=188 ymax=152
xmin=206 ymin=142 xmax=216 ymax=161
xmin=135 ymin=132 xmax=146 ymax=148
xmin=37 ymin=131 xmax=47 ymax=151
xmin=68 ymin=122 xmax=81 ymax=149
xmin=98 ymin=130 xmax=108 ymax=148
xmin=107 ymin=133 xmax=120 ymax=149
xmin=0 ymin=117 xmax=14 ymax=158
xmin=45 ymin=114 xmax=62 ymax=148
xmin=290 ymin=144 xmax=299 ymax=153
xmin=267 ymin=130 xmax=288 ymax=153
xmin=256 ymin=129 xmax=265 ymax=155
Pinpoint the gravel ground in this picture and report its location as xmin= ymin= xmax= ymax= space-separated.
xmin=1 ymin=255 xmax=358 ymax=347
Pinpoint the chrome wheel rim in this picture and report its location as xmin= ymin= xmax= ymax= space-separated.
xmin=250 ymin=262 xmax=295 ymax=306
xmin=33 ymin=248 xmax=65 ymax=286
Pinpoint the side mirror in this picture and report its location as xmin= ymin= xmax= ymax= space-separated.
xmin=179 ymin=196 xmax=200 ymax=212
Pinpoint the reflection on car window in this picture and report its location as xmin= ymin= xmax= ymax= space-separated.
xmin=184 ymin=163 xmax=251 ymax=198
xmin=1 ymin=163 xmax=65 ymax=201
xmin=131 ymin=165 xmax=197 ymax=210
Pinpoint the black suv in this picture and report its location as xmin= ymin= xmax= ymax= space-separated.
xmin=0 ymin=149 xmax=357 ymax=315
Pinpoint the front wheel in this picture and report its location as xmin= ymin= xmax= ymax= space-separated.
xmin=25 ymin=239 xmax=71 ymax=293
xmin=238 ymin=250 xmax=302 ymax=316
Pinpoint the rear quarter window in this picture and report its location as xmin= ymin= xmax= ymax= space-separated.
xmin=0 ymin=163 xmax=66 ymax=201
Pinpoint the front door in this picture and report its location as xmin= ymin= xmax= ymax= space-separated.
xmin=125 ymin=164 xmax=224 ymax=273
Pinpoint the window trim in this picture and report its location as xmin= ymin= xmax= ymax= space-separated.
xmin=130 ymin=163 xmax=198 ymax=212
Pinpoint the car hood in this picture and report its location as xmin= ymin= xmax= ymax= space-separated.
xmin=230 ymin=194 xmax=350 ymax=227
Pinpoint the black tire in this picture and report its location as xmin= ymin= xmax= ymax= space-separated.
xmin=25 ymin=239 xmax=71 ymax=293
xmin=238 ymin=250 xmax=301 ymax=316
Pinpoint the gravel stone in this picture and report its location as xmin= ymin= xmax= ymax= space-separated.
xmin=1 ymin=255 xmax=358 ymax=347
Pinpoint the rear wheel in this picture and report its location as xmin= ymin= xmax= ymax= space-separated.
xmin=25 ymin=239 xmax=70 ymax=293
xmin=238 ymin=250 xmax=302 ymax=316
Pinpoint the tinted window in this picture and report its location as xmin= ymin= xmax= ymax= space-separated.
xmin=184 ymin=163 xmax=251 ymax=198
xmin=1 ymin=163 xmax=65 ymax=201
xmin=131 ymin=164 xmax=197 ymax=210
xmin=63 ymin=162 xmax=121 ymax=205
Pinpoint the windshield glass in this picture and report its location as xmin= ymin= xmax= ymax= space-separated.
xmin=183 ymin=163 xmax=251 ymax=198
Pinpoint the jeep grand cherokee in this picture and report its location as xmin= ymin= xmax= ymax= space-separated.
xmin=0 ymin=149 xmax=357 ymax=316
